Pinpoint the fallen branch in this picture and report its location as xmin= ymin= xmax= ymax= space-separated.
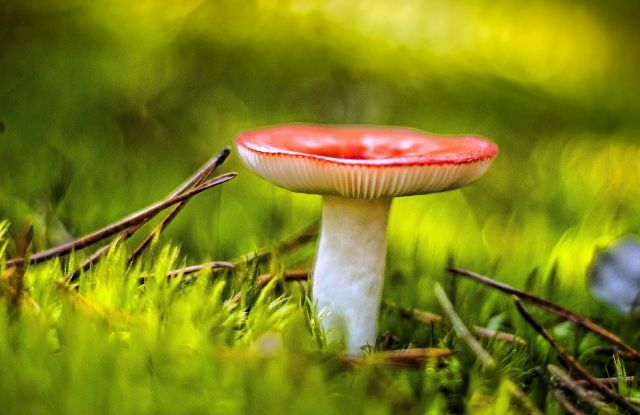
xmin=341 ymin=347 xmax=456 ymax=369
xmin=7 ymin=172 xmax=236 ymax=267
xmin=448 ymin=266 xmax=640 ymax=359
xmin=514 ymin=297 xmax=640 ymax=414
xmin=66 ymin=147 xmax=231 ymax=281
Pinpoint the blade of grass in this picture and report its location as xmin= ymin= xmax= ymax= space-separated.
xmin=448 ymin=266 xmax=640 ymax=359
xmin=514 ymin=297 xmax=640 ymax=414
xmin=434 ymin=283 xmax=495 ymax=368
xmin=7 ymin=172 xmax=236 ymax=267
xmin=613 ymin=354 xmax=630 ymax=397
xmin=66 ymin=147 xmax=231 ymax=281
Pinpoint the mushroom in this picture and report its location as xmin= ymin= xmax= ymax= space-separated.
xmin=236 ymin=124 xmax=498 ymax=353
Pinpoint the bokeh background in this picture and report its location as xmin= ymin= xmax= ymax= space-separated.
xmin=2 ymin=0 xmax=640 ymax=299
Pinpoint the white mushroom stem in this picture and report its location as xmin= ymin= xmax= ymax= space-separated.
xmin=312 ymin=195 xmax=392 ymax=354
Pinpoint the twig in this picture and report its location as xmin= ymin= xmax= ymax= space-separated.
xmin=167 ymin=261 xmax=235 ymax=278
xmin=514 ymin=297 xmax=640 ymax=414
xmin=232 ymin=222 xmax=319 ymax=266
xmin=434 ymin=284 xmax=542 ymax=414
xmin=341 ymin=348 xmax=456 ymax=369
xmin=6 ymin=172 xmax=237 ymax=267
xmin=448 ymin=266 xmax=640 ymax=359
xmin=547 ymin=365 xmax=613 ymax=414
xmin=552 ymin=388 xmax=586 ymax=415
xmin=434 ymin=283 xmax=495 ymax=367
xmin=382 ymin=302 xmax=442 ymax=325
xmin=126 ymin=147 xmax=232 ymax=266
xmin=256 ymin=269 xmax=309 ymax=288
xmin=576 ymin=376 xmax=637 ymax=388
xmin=66 ymin=147 xmax=231 ymax=281
xmin=138 ymin=261 xmax=235 ymax=283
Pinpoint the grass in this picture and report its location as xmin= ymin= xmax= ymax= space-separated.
xmin=2 ymin=1 xmax=640 ymax=413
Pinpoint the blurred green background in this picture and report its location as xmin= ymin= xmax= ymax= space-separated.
xmin=2 ymin=0 xmax=640 ymax=293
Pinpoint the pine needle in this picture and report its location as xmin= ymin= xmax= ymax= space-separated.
xmin=6 ymin=172 xmax=236 ymax=267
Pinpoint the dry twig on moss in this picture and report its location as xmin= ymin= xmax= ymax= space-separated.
xmin=7 ymin=172 xmax=236 ymax=268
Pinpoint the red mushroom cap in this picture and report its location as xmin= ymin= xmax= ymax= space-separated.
xmin=237 ymin=124 xmax=498 ymax=199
